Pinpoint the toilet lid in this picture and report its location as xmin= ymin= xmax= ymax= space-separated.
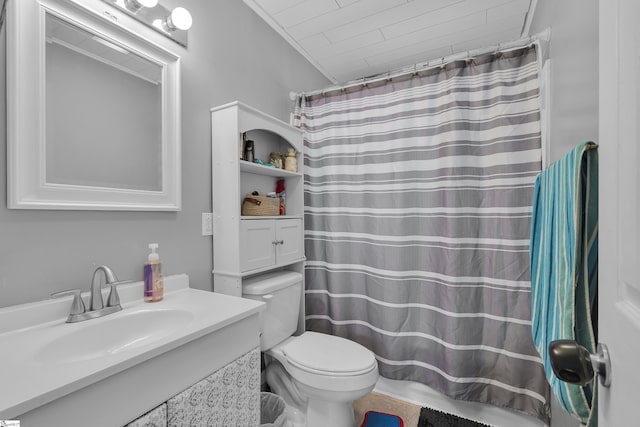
xmin=281 ymin=332 xmax=377 ymax=375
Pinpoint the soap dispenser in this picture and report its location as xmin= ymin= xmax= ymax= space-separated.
xmin=144 ymin=243 xmax=164 ymax=302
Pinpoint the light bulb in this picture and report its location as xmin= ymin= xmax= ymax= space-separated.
xmin=167 ymin=7 xmax=192 ymax=31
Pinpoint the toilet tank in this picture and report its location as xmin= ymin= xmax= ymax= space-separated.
xmin=242 ymin=271 xmax=302 ymax=351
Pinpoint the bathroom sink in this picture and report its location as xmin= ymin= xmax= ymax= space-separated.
xmin=0 ymin=274 xmax=266 ymax=424
xmin=34 ymin=308 xmax=194 ymax=364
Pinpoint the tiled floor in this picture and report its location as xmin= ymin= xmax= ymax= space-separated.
xmin=353 ymin=392 xmax=421 ymax=427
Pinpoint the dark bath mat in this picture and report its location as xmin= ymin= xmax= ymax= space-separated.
xmin=418 ymin=407 xmax=493 ymax=427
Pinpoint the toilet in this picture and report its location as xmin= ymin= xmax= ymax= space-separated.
xmin=243 ymin=271 xmax=379 ymax=427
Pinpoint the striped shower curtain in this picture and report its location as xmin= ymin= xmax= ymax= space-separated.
xmin=296 ymin=46 xmax=549 ymax=422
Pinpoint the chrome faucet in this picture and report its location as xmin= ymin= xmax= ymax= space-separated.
xmin=52 ymin=265 xmax=130 ymax=323
xmin=90 ymin=265 xmax=118 ymax=311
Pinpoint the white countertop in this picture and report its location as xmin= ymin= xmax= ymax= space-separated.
xmin=0 ymin=274 xmax=264 ymax=419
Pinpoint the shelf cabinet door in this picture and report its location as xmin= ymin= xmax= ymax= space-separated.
xmin=276 ymin=219 xmax=303 ymax=265
xmin=240 ymin=220 xmax=276 ymax=272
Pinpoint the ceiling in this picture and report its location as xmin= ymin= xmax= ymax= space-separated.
xmin=243 ymin=0 xmax=535 ymax=84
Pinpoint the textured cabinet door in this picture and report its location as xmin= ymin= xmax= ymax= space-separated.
xmin=125 ymin=403 xmax=167 ymax=427
xmin=167 ymin=348 xmax=261 ymax=426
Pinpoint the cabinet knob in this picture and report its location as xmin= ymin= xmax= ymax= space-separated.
xmin=272 ymin=240 xmax=284 ymax=245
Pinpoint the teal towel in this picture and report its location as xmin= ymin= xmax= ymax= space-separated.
xmin=530 ymin=141 xmax=598 ymax=425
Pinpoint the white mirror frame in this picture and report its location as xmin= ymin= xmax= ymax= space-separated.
xmin=7 ymin=0 xmax=181 ymax=210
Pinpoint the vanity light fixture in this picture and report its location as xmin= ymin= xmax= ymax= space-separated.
xmin=123 ymin=0 xmax=159 ymax=13
xmin=102 ymin=0 xmax=191 ymax=47
xmin=161 ymin=7 xmax=192 ymax=32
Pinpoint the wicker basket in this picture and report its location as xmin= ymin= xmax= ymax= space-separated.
xmin=241 ymin=195 xmax=279 ymax=216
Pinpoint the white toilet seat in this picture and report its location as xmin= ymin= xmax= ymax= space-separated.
xmin=281 ymin=331 xmax=377 ymax=376
xmin=286 ymin=358 xmax=375 ymax=377
xmin=267 ymin=332 xmax=379 ymax=393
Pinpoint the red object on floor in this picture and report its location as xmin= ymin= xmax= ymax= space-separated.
xmin=361 ymin=410 xmax=404 ymax=427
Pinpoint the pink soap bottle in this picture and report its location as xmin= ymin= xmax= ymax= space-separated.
xmin=144 ymin=243 xmax=164 ymax=302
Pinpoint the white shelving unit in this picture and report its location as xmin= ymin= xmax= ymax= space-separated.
xmin=211 ymin=102 xmax=305 ymax=330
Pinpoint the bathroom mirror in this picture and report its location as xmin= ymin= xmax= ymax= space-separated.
xmin=7 ymin=0 xmax=181 ymax=210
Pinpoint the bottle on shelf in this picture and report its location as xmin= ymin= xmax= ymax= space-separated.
xmin=276 ymin=179 xmax=286 ymax=215
xmin=244 ymin=140 xmax=254 ymax=163
xmin=284 ymin=148 xmax=298 ymax=172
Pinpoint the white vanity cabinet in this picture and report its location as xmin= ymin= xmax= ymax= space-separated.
xmin=0 ymin=276 xmax=265 ymax=427
xmin=124 ymin=348 xmax=260 ymax=427
xmin=240 ymin=218 xmax=303 ymax=272
xmin=211 ymin=102 xmax=306 ymax=318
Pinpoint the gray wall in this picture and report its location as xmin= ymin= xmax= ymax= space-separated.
xmin=530 ymin=1 xmax=598 ymax=426
xmin=530 ymin=0 xmax=599 ymax=163
xmin=0 ymin=0 xmax=329 ymax=308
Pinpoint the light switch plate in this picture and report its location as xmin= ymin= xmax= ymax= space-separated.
xmin=202 ymin=213 xmax=213 ymax=236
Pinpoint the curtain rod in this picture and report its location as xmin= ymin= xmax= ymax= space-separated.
xmin=290 ymin=28 xmax=551 ymax=100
